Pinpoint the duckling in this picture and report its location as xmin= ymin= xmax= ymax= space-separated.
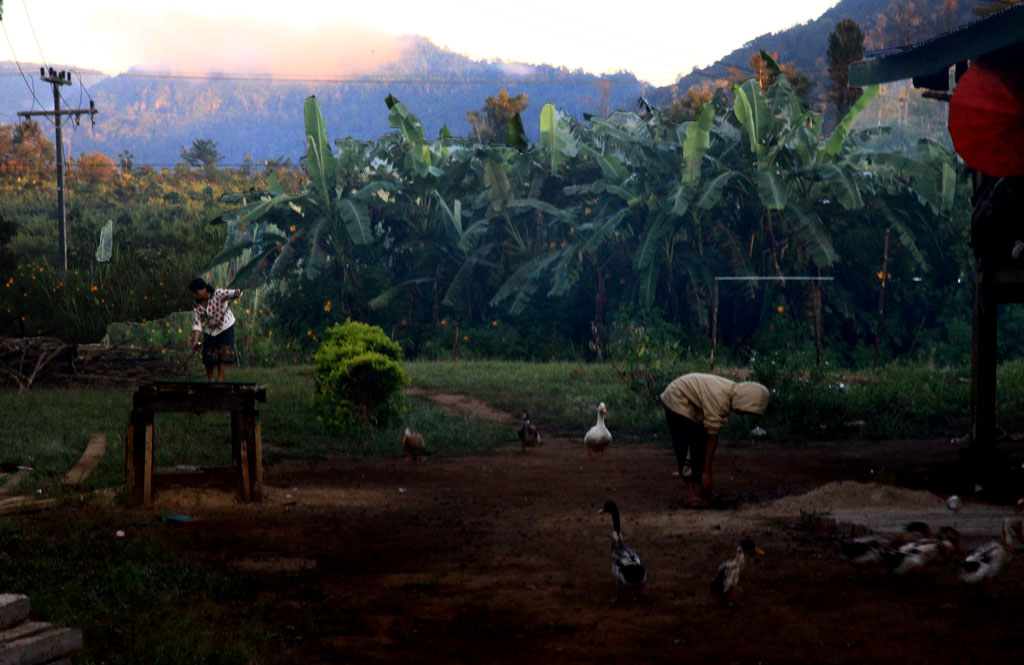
xmin=839 ymin=521 xmax=932 ymax=573
xmin=955 ymin=518 xmax=1024 ymax=585
xmin=711 ymin=538 xmax=764 ymax=605
xmin=584 ymin=402 xmax=612 ymax=460
xmin=598 ymin=500 xmax=646 ymax=602
xmin=882 ymin=527 xmax=961 ymax=576
xmin=401 ymin=428 xmax=429 ymax=460
xmin=518 ymin=409 xmax=540 ymax=453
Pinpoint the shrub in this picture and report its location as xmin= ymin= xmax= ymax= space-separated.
xmin=312 ymin=320 xmax=409 ymax=430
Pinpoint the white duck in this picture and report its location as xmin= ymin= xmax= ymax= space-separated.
xmin=598 ymin=500 xmax=646 ymax=602
xmin=955 ymin=518 xmax=1024 ymax=585
xmin=711 ymin=537 xmax=765 ymax=605
xmin=584 ymin=402 xmax=612 ymax=460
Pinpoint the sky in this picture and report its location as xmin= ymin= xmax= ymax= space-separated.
xmin=1 ymin=0 xmax=841 ymax=87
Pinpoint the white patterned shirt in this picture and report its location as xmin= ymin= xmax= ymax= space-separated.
xmin=192 ymin=288 xmax=243 ymax=337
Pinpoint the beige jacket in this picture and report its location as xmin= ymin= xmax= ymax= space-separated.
xmin=660 ymin=373 xmax=768 ymax=434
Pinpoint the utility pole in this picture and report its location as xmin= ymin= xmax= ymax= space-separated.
xmin=17 ymin=68 xmax=97 ymax=276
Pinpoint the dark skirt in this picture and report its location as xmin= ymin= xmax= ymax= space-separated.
xmin=202 ymin=325 xmax=237 ymax=367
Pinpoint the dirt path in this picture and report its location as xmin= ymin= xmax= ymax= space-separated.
xmin=104 ymin=416 xmax=1021 ymax=665
xmin=406 ymin=386 xmax=518 ymax=424
xmin=20 ymin=390 xmax=1024 ymax=664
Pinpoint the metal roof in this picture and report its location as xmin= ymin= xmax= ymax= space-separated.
xmin=849 ymin=4 xmax=1024 ymax=87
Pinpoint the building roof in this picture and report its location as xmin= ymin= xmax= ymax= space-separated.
xmin=849 ymin=4 xmax=1024 ymax=88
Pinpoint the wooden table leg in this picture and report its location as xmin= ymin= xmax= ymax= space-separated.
xmin=230 ymin=411 xmax=241 ymax=467
xmin=250 ymin=417 xmax=263 ymax=502
xmin=125 ymin=421 xmax=135 ymax=503
xmin=143 ymin=416 xmax=154 ymax=506
xmin=126 ymin=409 xmax=151 ymax=506
xmin=236 ymin=411 xmax=251 ymax=502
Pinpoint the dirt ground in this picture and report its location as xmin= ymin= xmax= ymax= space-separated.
xmin=63 ymin=394 xmax=1024 ymax=663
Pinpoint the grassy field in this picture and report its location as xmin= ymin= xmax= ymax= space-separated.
xmin=5 ymin=358 xmax=1024 ymax=501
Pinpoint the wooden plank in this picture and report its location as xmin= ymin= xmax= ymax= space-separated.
xmin=0 ymin=624 xmax=82 ymax=665
xmin=0 ymin=470 xmax=30 ymax=498
xmin=62 ymin=433 xmax=106 ymax=486
xmin=0 ymin=497 xmax=59 ymax=517
xmin=0 ymin=620 xmax=51 ymax=643
xmin=0 ymin=595 xmax=30 ymax=631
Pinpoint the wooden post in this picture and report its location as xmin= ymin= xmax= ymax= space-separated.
xmin=970 ymin=265 xmax=998 ymax=451
xmin=710 ymin=279 xmax=719 ymax=373
xmin=874 ymin=228 xmax=891 ymax=369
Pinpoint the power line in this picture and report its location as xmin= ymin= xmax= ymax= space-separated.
xmin=0 ymin=20 xmax=53 ymax=125
xmin=18 ymin=0 xmax=46 ymax=69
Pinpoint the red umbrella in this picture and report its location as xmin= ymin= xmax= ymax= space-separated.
xmin=949 ymin=60 xmax=1024 ymax=178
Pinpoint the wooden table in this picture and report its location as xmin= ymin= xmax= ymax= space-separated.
xmin=125 ymin=381 xmax=266 ymax=506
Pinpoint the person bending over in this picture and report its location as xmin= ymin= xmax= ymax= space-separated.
xmin=189 ymin=277 xmax=243 ymax=382
xmin=660 ymin=372 xmax=768 ymax=508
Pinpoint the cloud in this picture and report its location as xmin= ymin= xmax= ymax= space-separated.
xmin=131 ymin=14 xmax=413 ymax=78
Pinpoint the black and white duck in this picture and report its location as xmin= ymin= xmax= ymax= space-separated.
xmin=711 ymin=537 xmax=764 ymax=605
xmin=882 ymin=526 xmax=961 ymax=576
xmin=518 ymin=409 xmax=540 ymax=453
xmin=598 ymin=500 xmax=646 ymax=602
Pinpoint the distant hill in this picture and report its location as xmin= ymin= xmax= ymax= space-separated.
xmin=2 ymin=38 xmax=645 ymax=167
xmin=0 ymin=0 xmax=979 ymax=167
xmin=647 ymin=0 xmax=976 ymax=113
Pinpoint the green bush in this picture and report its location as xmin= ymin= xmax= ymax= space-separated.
xmin=312 ymin=320 xmax=409 ymax=430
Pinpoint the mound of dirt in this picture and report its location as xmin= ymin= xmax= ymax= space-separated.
xmin=760 ymin=480 xmax=945 ymax=515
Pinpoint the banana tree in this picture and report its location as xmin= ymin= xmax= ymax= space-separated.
xmin=205 ymin=96 xmax=378 ymax=316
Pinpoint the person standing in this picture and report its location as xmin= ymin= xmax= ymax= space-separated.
xmin=189 ymin=277 xmax=243 ymax=382
xmin=660 ymin=373 xmax=769 ymax=508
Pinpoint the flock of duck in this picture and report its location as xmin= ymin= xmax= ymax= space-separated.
xmin=840 ymin=517 xmax=1024 ymax=584
xmin=407 ymin=402 xmax=1024 ymax=605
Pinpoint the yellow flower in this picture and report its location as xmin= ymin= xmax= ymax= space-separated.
xmin=463 ymin=335 xmax=469 ymax=341
xmin=324 ymin=300 xmax=331 ymax=312
xmin=491 ymin=320 xmax=498 ymax=326
xmin=777 ymin=305 xmax=784 ymax=313
xmin=289 ymin=225 xmax=296 ymax=232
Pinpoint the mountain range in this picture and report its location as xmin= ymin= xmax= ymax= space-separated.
xmin=0 ymin=0 xmax=973 ymax=167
